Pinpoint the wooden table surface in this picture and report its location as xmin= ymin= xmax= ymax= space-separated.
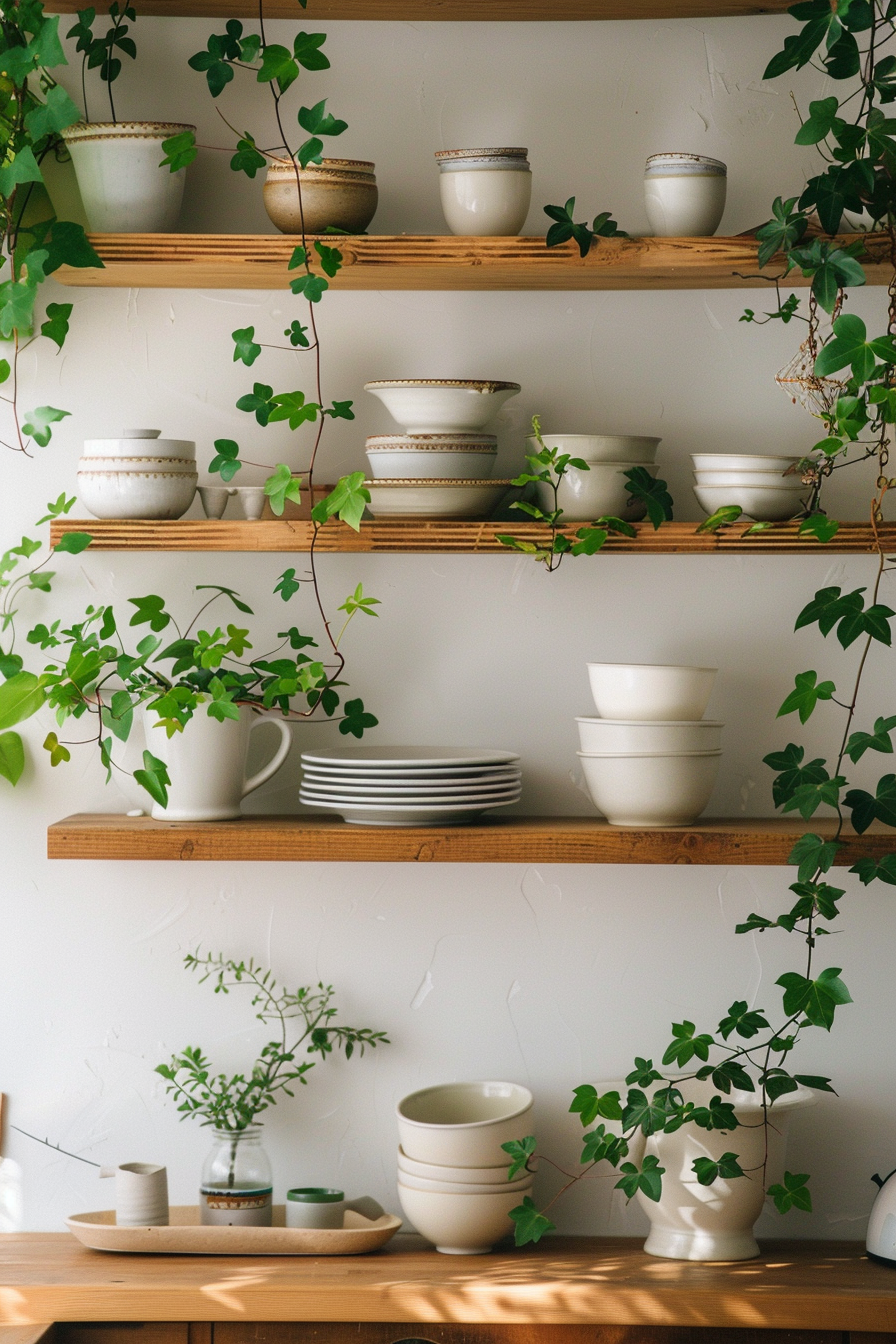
xmin=2 ymin=1236 xmax=896 ymax=1330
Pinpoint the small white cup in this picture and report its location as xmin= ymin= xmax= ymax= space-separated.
xmin=285 ymin=1187 xmax=384 ymax=1229
xmin=644 ymin=153 xmax=727 ymax=237
xmin=101 ymin=1162 xmax=168 ymax=1227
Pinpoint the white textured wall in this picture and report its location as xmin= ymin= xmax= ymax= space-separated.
xmin=2 ymin=13 xmax=895 ymax=1242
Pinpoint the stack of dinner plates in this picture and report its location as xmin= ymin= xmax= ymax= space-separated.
xmin=299 ymin=746 xmax=521 ymax=826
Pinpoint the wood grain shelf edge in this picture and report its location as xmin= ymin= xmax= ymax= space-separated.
xmin=46 ymin=814 xmax=893 ymax=863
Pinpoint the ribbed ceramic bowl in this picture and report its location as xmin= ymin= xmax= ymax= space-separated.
xmin=691 ymin=453 xmax=800 ymax=473
xmin=263 ymin=158 xmax=378 ymax=234
xmin=576 ymin=718 xmax=723 ymax=754
xmin=78 ymin=470 xmax=197 ymax=520
xmin=578 ymin=750 xmax=721 ymax=827
xmin=365 ymin=434 xmax=498 ymax=480
xmin=586 ymin=662 xmax=717 ymax=720
xmin=397 ymin=1147 xmax=525 ymax=1184
xmin=534 ymin=461 xmax=658 ymax=523
xmin=397 ymin=1181 xmax=525 ymax=1254
xmin=397 ymin=1081 xmax=533 ymax=1167
xmin=527 ymin=434 xmax=660 ymax=464
xmin=693 ymin=483 xmax=806 ymax=522
xmin=364 ymin=380 xmax=521 ymax=434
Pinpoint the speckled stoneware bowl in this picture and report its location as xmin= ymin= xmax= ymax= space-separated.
xmin=263 ymin=158 xmax=378 ymax=234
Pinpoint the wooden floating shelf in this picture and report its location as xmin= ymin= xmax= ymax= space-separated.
xmin=42 ymin=0 xmax=794 ymax=21
xmin=54 ymin=233 xmax=893 ymax=292
xmin=47 ymin=814 xmax=891 ymax=864
xmin=50 ymin=518 xmax=896 ymax=553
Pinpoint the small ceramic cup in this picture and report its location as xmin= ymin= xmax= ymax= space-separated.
xmin=644 ymin=153 xmax=727 ymax=236
xmin=285 ymin=1188 xmax=385 ymax=1229
xmin=100 ymin=1162 xmax=169 ymax=1227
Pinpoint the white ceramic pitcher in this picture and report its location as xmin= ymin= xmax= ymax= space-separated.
xmin=142 ymin=706 xmax=291 ymax=821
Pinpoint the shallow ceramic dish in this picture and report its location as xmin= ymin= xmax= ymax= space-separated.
xmin=397 ymin=1181 xmax=521 ymax=1255
xmin=578 ymin=749 xmax=721 ymax=827
xmin=397 ymin=1081 xmax=533 ymax=1167
xmin=66 ymin=1205 xmax=401 ymax=1255
xmin=263 ymin=157 xmax=377 ymax=234
xmin=302 ymin=746 xmax=519 ymax=768
xmin=586 ymin=662 xmax=717 ymax=721
xmin=298 ymin=796 xmax=518 ymax=825
xmin=691 ymin=453 xmax=800 ymax=473
xmin=78 ymin=470 xmax=197 ymax=520
xmin=534 ymin=461 xmax=658 ymax=523
xmin=364 ymin=380 xmax=521 ymax=434
xmin=397 ymin=1147 xmax=523 ymax=1183
xmin=576 ymin=717 xmax=723 ymax=754
xmin=397 ymin=1168 xmax=533 ymax=1195
xmin=526 ymin=433 xmax=660 ymax=464
xmin=693 ymin=483 xmax=806 ymax=522
xmin=366 ymin=434 xmax=498 ymax=480
xmin=364 ymin=479 xmax=513 ymax=518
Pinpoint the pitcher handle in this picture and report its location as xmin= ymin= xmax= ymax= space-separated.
xmin=242 ymin=716 xmax=292 ymax=798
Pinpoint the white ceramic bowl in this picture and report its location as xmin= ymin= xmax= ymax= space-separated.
xmin=397 ymin=1147 xmax=523 ymax=1184
xmin=397 ymin=1168 xmax=533 ymax=1195
xmin=83 ymin=431 xmax=195 ymax=461
xmin=534 ymin=461 xmax=658 ymax=523
xmin=586 ymin=662 xmax=717 ymax=721
xmin=364 ymin=479 xmax=512 ymax=518
xmin=364 ymin=380 xmax=521 ymax=434
xmin=397 ymin=1180 xmax=526 ymax=1254
xmin=365 ymin=435 xmax=498 ymax=481
xmin=397 ymin=1081 xmax=533 ymax=1167
xmin=576 ymin=718 xmax=723 ymax=754
xmin=578 ymin=750 xmax=721 ymax=827
xmin=694 ymin=469 xmax=802 ymax=488
xmin=691 ymin=453 xmax=799 ymax=473
xmin=78 ymin=470 xmax=197 ymax=520
xmin=79 ymin=456 xmax=197 ymax=475
xmin=527 ymin=434 xmax=661 ymax=464
xmin=693 ymin=483 xmax=807 ymax=522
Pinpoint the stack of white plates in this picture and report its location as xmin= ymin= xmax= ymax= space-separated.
xmin=299 ymin=746 xmax=521 ymax=826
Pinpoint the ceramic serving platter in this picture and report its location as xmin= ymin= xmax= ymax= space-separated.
xmin=66 ymin=1205 xmax=402 ymax=1256
xmin=301 ymin=747 xmax=519 ymax=768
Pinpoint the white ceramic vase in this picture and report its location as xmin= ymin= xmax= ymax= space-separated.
xmin=62 ymin=122 xmax=195 ymax=232
xmin=142 ymin=706 xmax=291 ymax=821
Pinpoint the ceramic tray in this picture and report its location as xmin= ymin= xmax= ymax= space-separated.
xmin=66 ymin=1204 xmax=402 ymax=1256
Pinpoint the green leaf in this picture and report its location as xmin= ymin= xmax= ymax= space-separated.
xmin=768 ymin=1170 xmax=812 ymax=1213
xmin=339 ymin=697 xmax=378 ymax=738
xmin=54 ymin=531 xmax=92 ymax=555
xmin=264 ymin=464 xmax=303 ymax=517
xmin=777 ymin=670 xmax=835 ymax=723
xmin=40 ymin=302 xmax=73 ymax=349
xmin=692 ymin=1152 xmax=745 ymax=1186
xmin=42 ymin=731 xmax=70 ymax=768
xmin=232 ymin=325 xmax=262 ymax=366
xmin=21 ymin=405 xmax=70 ymax=448
xmin=501 ymin=1135 xmax=536 ymax=1179
xmin=0 ymin=731 xmax=25 ymax=786
xmin=0 ymin=671 xmax=45 ymax=730
xmin=615 ymin=1154 xmax=665 ymax=1202
xmin=844 ymin=775 xmax=896 ymax=832
xmin=510 ymin=1195 xmax=555 ymax=1246
xmin=776 ymin=966 xmax=852 ymax=1030
xmin=789 ymin=831 xmax=840 ymax=883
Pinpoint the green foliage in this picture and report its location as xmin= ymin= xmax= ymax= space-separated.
xmin=156 ymin=951 xmax=388 ymax=1131
xmin=543 ymin=197 xmax=627 ymax=258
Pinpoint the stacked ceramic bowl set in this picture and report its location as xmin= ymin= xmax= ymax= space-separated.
xmin=692 ymin=452 xmax=807 ymax=522
xmin=396 ymin=1081 xmax=534 ymax=1254
xmin=576 ymin=662 xmax=722 ymax=826
xmin=299 ymin=745 xmax=522 ymax=825
xmin=530 ymin=432 xmax=662 ymax=522
xmin=362 ymin=378 xmax=521 ymax=518
xmin=78 ymin=430 xmax=198 ymax=520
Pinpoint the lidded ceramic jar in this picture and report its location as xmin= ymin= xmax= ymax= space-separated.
xmin=61 ymin=122 xmax=195 ymax=233
xmin=263 ymin=157 xmax=378 ymax=234
xmin=435 ymin=147 xmax=532 ymax=236
xmin=78 ymin=428 xmax=197 ymax=519
xmin=644 ymin=153 xmax=727 ymax=237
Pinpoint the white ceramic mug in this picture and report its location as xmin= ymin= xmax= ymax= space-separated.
xmin=142 ymin=706 xmax=292 ymax=821
xmin=285 ymin=1187 xmax=385 ymax=1228
xmin=100 ymin=1162 xmax=168 ymax=1227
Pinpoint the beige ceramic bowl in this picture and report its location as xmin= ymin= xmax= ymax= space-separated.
xmin=587 ymin=662 xmax=717 ymax=721
xmin=397 ymin=1180 xmax=526 ymax=1254
xmin=397 ymin=1081 xmax=533 ymax=1166
xmin=263 ymin=158 xmax=378 ymax=234
xmin=578 ymin=750 xmax=721 ymax=827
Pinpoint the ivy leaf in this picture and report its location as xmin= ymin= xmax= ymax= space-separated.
xmin=40 ymin=302 xmax=73 ymax=349
xmin=776 ymin=966 xmax=852 ymax=1030
xmin=0 ymin=671 xmax=45 ymax=730
xmin=768 ymin=1171 xmax=812 ymax=1213
xmin=232 ymin=326 xmax=262 ymax=366
xmin=789 ymin=832 xmax=840 ymax=883
xmin=128 ymin=595 xmax=171 ymax=632
xmin=21 ymin=405 xmax=69 ymax=447
xmin=501 ymin=1135 xmax=536 ymax=1180
xmin=43 ymin=731 xmax=71 ymax=768
xmin=53 ymin=531 xmax=92 ymax=555
xmin=777 ymin=670 xmax=835 ymax=723
xmin=133 ymin=749 xmax=170 ymax=808
xmin=210 ymin=438 xmax=242 ymax=482
xmin=845 ymin=715 xmax=896 ymax=762
xmin=264 ymin=464 xmax=303 ymax=517
xmin=692 ymin=1152 xmax=745 ymax=1186
xmin=844 ymin=775 xmax=896 ymax=832
xmin=624 ymin=467 xmax=673 ymax=528
xmin=0 ymin=731 xmax=25 ymax=785
xmin=509 ymin=1196 xmax=555 ymax=1246
xmin=615 ymin=1154 xmax=665 ymax=1202
xmin=311 ymin=472 xmax=370 ymax=532
xmin=275 ymin=568 xmax=301 ymax=601
xmin=339 ymin=698 xmax=378 ymax=738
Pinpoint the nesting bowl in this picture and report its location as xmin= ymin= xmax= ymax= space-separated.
xmin=527 ymin=433 xmax=660 ymax=464
xmin=586 ymin=662 xmax=717 ymax=721
xmin=365 ymin=434 xmax=497 ymax=480
xmin=534 ymin=461 xmax=659 ymax=522
xmin=364 ymin=380 xmax=521 ymax=434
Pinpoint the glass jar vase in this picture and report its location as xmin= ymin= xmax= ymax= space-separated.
xmin=199 ymin=1125 xmax=273 ymax=1226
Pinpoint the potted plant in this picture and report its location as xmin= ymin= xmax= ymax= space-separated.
xmin=156 ymin=949 xmax=389 ymax=1224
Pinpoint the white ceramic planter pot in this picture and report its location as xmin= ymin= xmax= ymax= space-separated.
xmin=62 ymin=122 xmax=195 ymax=232
xmin=644 ymin=153 xmax=727 ymax=237
xmin=624 ymin=1078 xmax=816 ymax=1261
xmin=142 ymin=706 xmax=291 ymax=821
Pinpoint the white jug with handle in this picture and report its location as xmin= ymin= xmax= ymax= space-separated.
xmin=142 ymin=705 xmax=291 ymax=821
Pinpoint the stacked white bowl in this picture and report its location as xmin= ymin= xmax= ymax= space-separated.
xmin=691 ymin=453 xmax=806 ymax=522
xmin=577 ymin=663 xmax=722 ymax=826
xmin=396 ymin=1081 xmax=534 ymax=1254
xmin=529 ymin=433 xmax=661 ymax=522
xmin=78 ymin=429 xmax=197 ymax=520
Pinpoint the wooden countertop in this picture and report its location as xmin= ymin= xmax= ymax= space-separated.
xmin=2 ymin=1236 xmax=896 ymax=1330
